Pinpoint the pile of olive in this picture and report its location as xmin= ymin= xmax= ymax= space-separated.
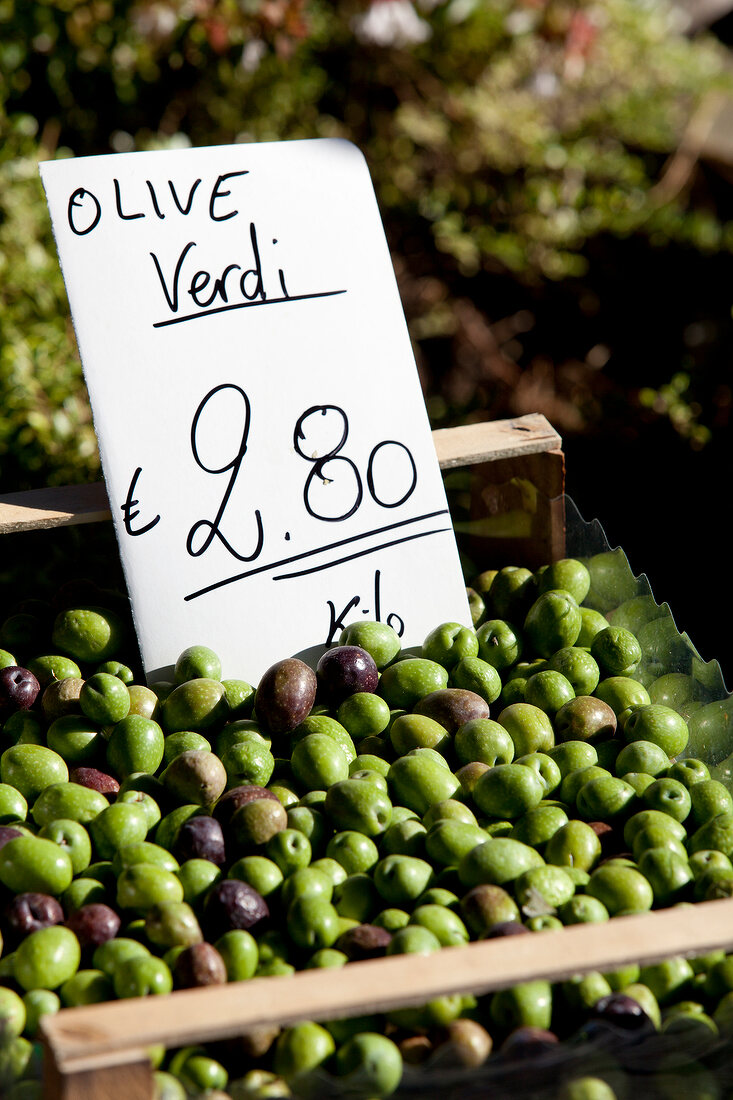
xmin=0 ymin=551 xmax=732 ymax=1099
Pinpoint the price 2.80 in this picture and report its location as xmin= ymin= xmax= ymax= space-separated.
xmin=182 ymin=383 xmax=417 ymax=563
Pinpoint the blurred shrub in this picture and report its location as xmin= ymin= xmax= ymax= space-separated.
xmin=0 ymin=0 xmax=731 ymax=489
xmin=0 ymin=116 xmax=98 ymax=487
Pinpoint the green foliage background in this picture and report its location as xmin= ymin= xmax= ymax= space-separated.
xmin=1 ymin=0 xmax=732 ymax=492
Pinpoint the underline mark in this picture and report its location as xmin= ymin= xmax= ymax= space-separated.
xmin=184 ymin=509 xmax=450 ymax=601
xmin=153 ymin=289 xmax=347 ymax=328
xmin=273 ymin=527 xmax=452 ymax=580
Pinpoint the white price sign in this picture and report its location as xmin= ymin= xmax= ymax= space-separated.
xmin=41 ymin=139 xmax=470 ymax=682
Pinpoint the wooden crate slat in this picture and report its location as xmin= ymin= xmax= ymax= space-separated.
xmin=452 ymin=446 xmax=566 ymax=570
xmin=0 ymin=481 xmax=110 ymax=533
xmin=431 ymin=413 xmax=562 ymax=469
xmin=43 ymin=896 xmax=733 ymax=1077
xmin=42 ymin=1049 xmax=155 ymax=1100
xmin=0 ymin=416 xmax=562 ymax=534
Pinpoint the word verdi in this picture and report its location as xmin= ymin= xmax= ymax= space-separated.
xmin=40 ymin=139 xmax=470 ymax=681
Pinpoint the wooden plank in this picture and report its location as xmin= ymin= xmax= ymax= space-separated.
xmin=0 ymin=482 xmax=111 ymax=534
xmin=42 ymin=896 xmax=733 ymax=1077
xmin=43 ymin=1049 xmax=154 ymax=1100
xmin=0 ymin=416 xmax=562 ymax=535
xmin=432 ymin=414 xmax=561 ymax=469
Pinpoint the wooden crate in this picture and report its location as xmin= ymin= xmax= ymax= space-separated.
xmin=2 ymin=413 xmax=733 ymax=1100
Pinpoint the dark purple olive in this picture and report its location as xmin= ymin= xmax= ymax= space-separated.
xmin=591 ymin=992 xmax=653 ymax=1031
xmin=578 ymin=992 xmax=658 ymax=1060
xmin=316 ymin=646 xmax=378 ymax=705
xmin=212 ymin=785 xmax=281 ymax=828
xmin=69 ymin=767 xmax=120 ymax=796
xmin=175 ymin=815 xmax=227 ymax=866
xmin=5 ymin=892 xmax=64 ymax=942
xmin=203 ymin=880 xmax=269 ymax=939
xmin=65 ymin=903 xmax=121 ymax=951
xmin=498 ymin=1026 xmax=559 ymax=1060
xmin=414 ymin=688 xmax=490 ymax=734
xmin=336 ymin=923 xmax=392 ymax=961
xmin=254 ymin=658 xmax=317 ymax=734
xmin=0 ymin=666 xmax=40 ymax=718
xmin=173 ymin=942 xmax=228 ymax=989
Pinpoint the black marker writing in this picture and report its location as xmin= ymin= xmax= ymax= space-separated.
xmin=153 ymin=288 xmax=346 ymax=328
xmin=240 ymin=221 xmax=264 ymax=301
xmin=326 ymin=595 xmax=361 ymax=646
xmin=67 ymin=188 xmax=101 ymax=236
xmin=146 ymin=180 xmax=165 ymax=220
xmin=274 ymin=525 xmax=450 ymax=580
xmin=114 ymin=178 xmax=144 ymax=221
xmin=367 ymin=441 xmax=417 ymax=508
xmin=65 ymin=168 xmax=248 ymax=236
xmin=189 ymin=262 xmax=242 ymax=310
xmin=183 ymin=393 xmax=430 ymax=600
xmin=169 ymin=178 xmax=201 ymax=215
xmin=209 ymin=171 xmax=249 ymax=222
xmin=121 ymin=467 xmax=161 ymax=536
xmin=186 ymin=384 xmax=264 ymax=563
xmin=184 ymin=510 xmax=450 ymax=601
xmin=294 ymin=409 xmax=418 ymax=523
xmin=294 ymin=405 xmax=363 ymax=523
xmin=150 ymin=242 xmax=196 ymax=313
xmin=273 ymin=238 xmax=290 ymax=297
xmin=376 ymin=565 xmax=406 ymax=635
xmin=325 ymin=570 xmax=404 ymax=646
xmin=150 ymin=223 xmax=274 ymax=317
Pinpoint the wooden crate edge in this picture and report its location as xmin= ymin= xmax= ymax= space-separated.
xmin=43 ymin=897 xmax=733 ymax=1076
